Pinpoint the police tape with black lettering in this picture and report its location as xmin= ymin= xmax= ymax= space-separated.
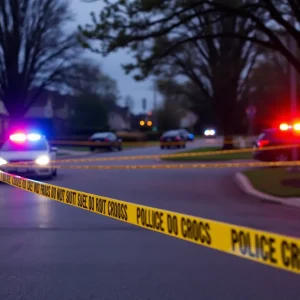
xmin=231 ymin=228 xmax=300 ymax=272
xmin=180 ymin=217 xmax=211 ymax=245
xmin=135 ymin=208 xmax=211 ymax=245
xmin=2 ymin=170 xmax=300 ymax=275
xmin=108 ymin=200 xmax=128 ymax=221
xmin=136 ymin=207 xmax=165 ymax=232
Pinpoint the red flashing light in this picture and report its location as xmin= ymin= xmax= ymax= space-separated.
xmin=9 ymin=133 xmax=26 ymax=142
xmin=280 ymin=123 xmax=289 ymax=131
xmin=294 ymin=123 xmax=300 ymax=131
xmin=174 ymin=136 xmax=181 ymax=141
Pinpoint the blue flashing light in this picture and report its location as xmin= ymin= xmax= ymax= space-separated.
xmin=27 ymin=133 xmax=41 ymax=141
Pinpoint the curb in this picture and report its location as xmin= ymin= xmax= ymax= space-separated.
xmin=160 ymin=158 xmax=255 ymax=163
xmin=234 ymin=172 xmax=300 ymax=208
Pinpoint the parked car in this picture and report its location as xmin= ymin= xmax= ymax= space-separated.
xmin=178 ymin=129 xmax=194 ymax=141
xmin=89 ymin=132 xmax=122 ymax=152
xmin=160 ymin=130 xmax=186 ymax=149
xmin=253 ymin=124 xmax=300 ymax=161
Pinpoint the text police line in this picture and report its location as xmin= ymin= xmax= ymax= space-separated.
xmin=0 ymin=171 xmax=299 ymax=275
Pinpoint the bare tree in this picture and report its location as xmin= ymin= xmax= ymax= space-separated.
xmin=133 ymin=12 xmax=258 ymax=147
xmin=0 ymin=0 xmax=80 ymax=117
xmin=65 ymin=59 xmax=119 ymax=98
xmin=79 ymin=0 xmax=260 ymax=147
xmin=79 ymin=0 xmax=300 ymax=72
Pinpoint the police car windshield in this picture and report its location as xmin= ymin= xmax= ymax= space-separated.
xmin=1 ymin=139 xmax=48 ymax=151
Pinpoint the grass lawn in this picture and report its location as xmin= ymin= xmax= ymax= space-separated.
xmin=244 ymin=167 xmax=300 ymax=198
xmin=162 ymin=147 xmax=252 ymax=161
xmin=57 ymin=142 xmax=159 ymax=152
xmin=123 ymin=141 xmax=159 ymax=147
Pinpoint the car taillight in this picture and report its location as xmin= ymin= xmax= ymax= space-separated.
xmin=258 ymin=140 xmax=270 ymax=147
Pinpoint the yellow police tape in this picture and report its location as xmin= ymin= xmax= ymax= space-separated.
xmin=48 ymin=135 xmax=253 ymax=146
xmin=0 ymin=170 xmax=299 ymax=275
xmin=65 ymin=144 xmax=296 ymax=163
xmin=3 ymin=160 xmax=300 ymax=170
xmin=17 ymin=143 xmax=297 ymax=165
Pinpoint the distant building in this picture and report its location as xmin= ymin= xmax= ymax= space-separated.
xmin=108 ymin=104 xmax=131 ymax=131
xmin=0 ymin=101 xmax=9 ymax=138
xmin=0 ymin=89 xmax=72 ymax=138
xmin=23 ymin=90 xmax=72 ymax=137
xmin=180 ymin=110 xmax=198 ymax=129
xmin=0 ymin=90 xmax=135 ymax=138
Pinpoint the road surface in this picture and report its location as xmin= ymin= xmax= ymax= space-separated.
xmin=0 ymin=138 xmax=299 ymax=300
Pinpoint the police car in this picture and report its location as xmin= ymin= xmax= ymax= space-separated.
xmin=253 ymin=123 xmax=300 ymax=161
xmin=0 ymin=132 xmax=57 ymax=179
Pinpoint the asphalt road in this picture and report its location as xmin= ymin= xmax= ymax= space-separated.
xmin=0 ymin=138 xmax=300 ymax=300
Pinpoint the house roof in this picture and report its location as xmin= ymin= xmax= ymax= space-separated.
xmin=27 ymin=88 xmax=72 ymax=109
xmin=26 ymin=88 xmax=49 ymax=107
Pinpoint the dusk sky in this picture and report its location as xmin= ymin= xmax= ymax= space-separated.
xmin=72 ymin=0 xmax=159 ymax=114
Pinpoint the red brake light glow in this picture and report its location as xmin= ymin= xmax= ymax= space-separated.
xmin=9 ymin=133 xmax=26 ymax=142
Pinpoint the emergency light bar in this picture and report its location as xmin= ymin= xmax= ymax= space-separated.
xmin=279 ymin=123 xmax=300 ymax=131
xmin=9 ymin=133 xmax=41 ymax=142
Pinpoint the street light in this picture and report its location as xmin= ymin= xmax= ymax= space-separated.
xmin=147 ymin=120 xmax=152 ymax=126
xmin=140 ymin=120 xmax=145 ymax=126
xmin=289 ymin=14 xmax=298 ymax=167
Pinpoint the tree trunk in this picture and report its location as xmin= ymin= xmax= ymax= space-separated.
xmin=222 ymin=136 xmax=234 ymax=150
xmin=216 ymin=94 xmax=236 ymax=150
xmin=221 ymin=112 xmax=235 ymax=150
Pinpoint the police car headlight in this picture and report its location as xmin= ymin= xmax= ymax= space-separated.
xmin=35 ymin=155 xmax=50 ymax=165
xmin=0 ymin=158 xmax=7 ymax=165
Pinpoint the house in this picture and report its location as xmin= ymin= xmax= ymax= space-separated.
xmin=1 ymin=89 xmax=134 ymax=138
xmin=108 ymin=104 xmax=131 ymax=131
xmin=3 ymin=89 xmax=72 ymax=138
xmin=0 ymin=101 xmax=9 ymax=138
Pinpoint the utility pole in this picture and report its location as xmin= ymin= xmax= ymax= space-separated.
xmin=153 ymin=85 xmax=157 ymax=131
xmin=290 ymin=14 xmax=298 ymax=165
